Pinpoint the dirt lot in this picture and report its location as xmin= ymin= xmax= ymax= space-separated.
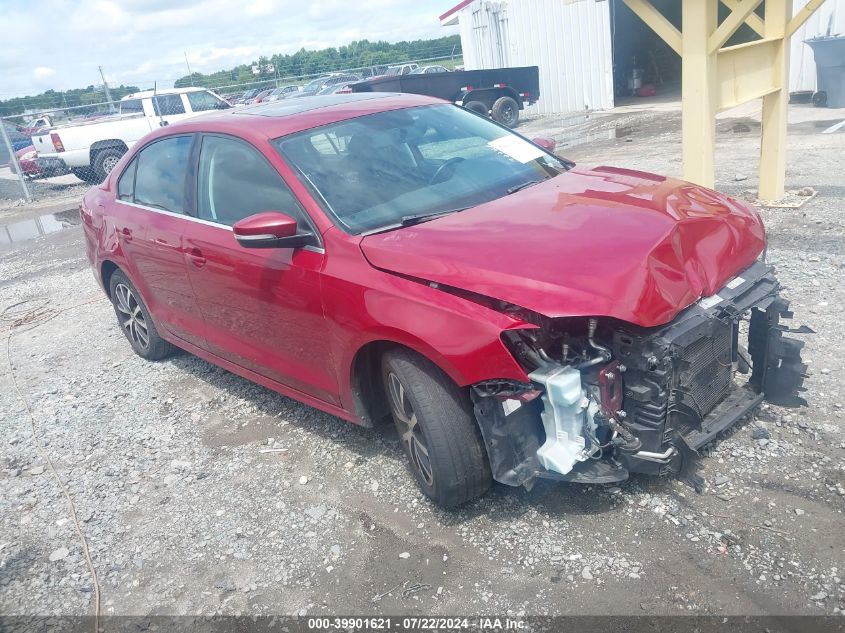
xmin=1 ymin=101 xmax=843 ymax=618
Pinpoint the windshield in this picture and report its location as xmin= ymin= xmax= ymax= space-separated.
xmin=275 ymin=104 xmax=568 ymax=234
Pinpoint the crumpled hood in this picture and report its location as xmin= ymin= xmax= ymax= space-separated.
xmin=359 ymin=165 xmax=766 ymax=327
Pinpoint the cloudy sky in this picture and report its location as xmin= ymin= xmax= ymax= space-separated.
xmin=1 ymin=0 xmax=460 ymax=99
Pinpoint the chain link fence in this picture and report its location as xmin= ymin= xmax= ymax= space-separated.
xmin=0 ymin=51 xmax=462 ymax=209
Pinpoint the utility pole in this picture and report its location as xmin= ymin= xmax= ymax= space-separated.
xmin=99 ymin=65 xmax=115 ymax=113
xmin=184 ymin=52 xmax=193 ymax=86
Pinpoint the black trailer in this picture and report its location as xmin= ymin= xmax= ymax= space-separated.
xmin=350 ymin=66 xmax=540 ymax=127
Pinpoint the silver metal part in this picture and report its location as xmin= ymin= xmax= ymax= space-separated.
xmin=631 ymin=447 xmax=677 ymax=463
xmin=528 ymin=365 xmax=600 ymax=475
xmin=577 ymin=317 xmax=612 ymax=369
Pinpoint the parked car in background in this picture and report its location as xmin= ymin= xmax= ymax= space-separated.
xmin=3 ymin=121 xmax=32 ymax=153
xmin=412 ymin=65 xmax=451 ymax=74
xmin=316 ymin=83 xmax=353 ymax=95
xmin=265 ymin=85 xmax=301 ymax=101
xmin=235 ymin=89 xmax=259 ymax=104
xmin=384 ymin=63 xmax=420 ymax=76
xmin=291 ymin=74 xmax=361 ymax=98
xmin=360 ymin=65 xmax=389 ymax=79
xmin=18 ymin=114 xmax=54 ymax=136
xmin=31 ymin=87 xmax=231 ymax=183
xmin=81 ymin=93 xmax=807 ymax=508
xmin=8 ymin=144 xmax=68 ymax=179
xmin=251 ymin=89 xmax=274 ymax=104
xmin=8 ymin=146 xmax=40 ymax=178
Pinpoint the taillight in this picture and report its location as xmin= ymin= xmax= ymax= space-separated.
xmin=598 ymin=361 xmax=624 ymax=418
xmin=50 ymin=133 xmax=65 ymax=152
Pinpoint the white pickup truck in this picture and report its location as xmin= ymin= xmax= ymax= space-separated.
xmin=32 ymin=87 xmax=230 ymax=183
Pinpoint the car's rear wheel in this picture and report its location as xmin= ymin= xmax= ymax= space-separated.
xmin=109 ymin=271 xmax=174 ymax=360
xmin=381 ymin=348 xmax=491 ymax=508
xmin=93 ymin=148 xmax=125 ymax=182
xmin=491 ymin=96 xmax=520 ymax=127
xmin=71 ymin=167 xmax=100 ymax=184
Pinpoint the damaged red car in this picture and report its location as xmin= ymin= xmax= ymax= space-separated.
xmin=81 ymin=93 xmax=807 ymax=507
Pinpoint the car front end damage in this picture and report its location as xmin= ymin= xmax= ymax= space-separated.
xmin=471 ymin=260 xmax=810 ymax=490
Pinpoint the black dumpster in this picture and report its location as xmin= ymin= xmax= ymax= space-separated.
xmin=805 ymin=35 xmax=845 ymax=108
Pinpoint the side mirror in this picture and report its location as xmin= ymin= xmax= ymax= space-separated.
xmin=532 ymin=137 xmax=556 ymax=153
xmin=233 ymin=212 xmax=314 ymax=249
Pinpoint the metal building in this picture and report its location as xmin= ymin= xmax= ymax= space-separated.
xmin=442 ymin=0 xmax=843 ymax=114
xmin=440 ymin=0 xmax=615 ymax=114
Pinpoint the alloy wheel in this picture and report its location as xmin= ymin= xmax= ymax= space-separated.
xmin=502 ymin=104 xmax=516 ymax=126
xmin=114 ymin=283 xmax=149 ymax=350
xmin=102 ymin=154 xmax=120 ymax=174
xmin=387 ymin=372 xmax=434 ymax=486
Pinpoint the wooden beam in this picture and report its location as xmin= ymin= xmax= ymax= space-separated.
xmin=787 ymin=0 xmax=827 ymax=38
xmin=681 ymin=0 xmax=718 ymax=188
xmin=716 ymin=38 xmax=781 ymax=110
xmin=709 ymin=0 xmax=765 ymax=53
xmin=622 ymin=0 xmax=683 ymax=55
xmin=720 ymin=0 xmax=765 ymax=37
xmin=759 ymin=0 xmax=792 ymax=201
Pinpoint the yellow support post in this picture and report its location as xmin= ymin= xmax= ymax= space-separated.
xmin=759 ymin=0 xmax=792 ymax=200
xmin=681 ymin=0 xmax=718 ymax=189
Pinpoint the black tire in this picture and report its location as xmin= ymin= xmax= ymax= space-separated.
xmin=463 ymin=100 xmax=489 ymax=117
xmin=491 ymin=96 xmax=520 ymax=127
xmin=71 ymin=167 xmax=100 ymax=184
xmin=381 ymin=348 xmax=491 ymax=508
xmin=93 ymin=147 xmax=125 ymax=182
xmin=812 ymin=91 xmax=828 ymax=107
xmin=108 ymin=270 xmax=174 ymax=360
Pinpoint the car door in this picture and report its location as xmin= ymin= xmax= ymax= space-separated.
xmin=114 ymin=134 xmax=206 ymax=348
xmin=182 ymin=133 xmax=339 ymax=405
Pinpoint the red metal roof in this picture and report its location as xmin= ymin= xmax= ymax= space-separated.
xmin=439 ymin=0 xmax=474 ymax=22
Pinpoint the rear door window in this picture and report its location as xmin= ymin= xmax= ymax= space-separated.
xmin=120 ymin=99 xmax=143 ymax=114
xmin=153 ymin=94 xmax=186 ymax=116
xmin=187 ymin=91 xmax=231 ymax=112
xmin=133 ymin=135 xmax=193 ymax=213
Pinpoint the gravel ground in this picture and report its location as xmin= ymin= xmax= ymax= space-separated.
xmin=0 ymin=101 xmax=843 ymax=618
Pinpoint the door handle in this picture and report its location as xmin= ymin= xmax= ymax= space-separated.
xmin=186 ymin=247 xmax=207 ymax=268
xmin=120 ymin=227 xmax=132 ymax=242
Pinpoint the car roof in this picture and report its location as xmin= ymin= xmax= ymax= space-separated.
xmin=149 ymin=92 xmax=446 ymax=141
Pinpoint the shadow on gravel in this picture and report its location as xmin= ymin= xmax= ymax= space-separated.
xmin=162 ymin=351 xmax=707 ymax=522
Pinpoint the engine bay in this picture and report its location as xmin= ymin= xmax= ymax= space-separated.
xmin=472 ymin=260 xmax=810 ymax=490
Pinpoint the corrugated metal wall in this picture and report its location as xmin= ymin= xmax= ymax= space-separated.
xmin=454 ymin=0 xmax=614 ymax=114
xmin=790 ymin=0 xmax=845 ymax=93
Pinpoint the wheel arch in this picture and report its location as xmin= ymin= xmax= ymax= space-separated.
xmin=100 ymin=259 xmax=121 ymax=298
xmin=348 ymin=336 xmax=470 ymax=428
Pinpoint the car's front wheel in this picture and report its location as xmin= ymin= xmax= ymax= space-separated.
xmin=381 ymin=348 xmax=491 ymax=508
xmin=109 ymin=270 xmax=174 ymax=360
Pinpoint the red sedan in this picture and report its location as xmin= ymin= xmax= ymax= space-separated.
xmin=81 ymin=94 xmax=807 ymax=507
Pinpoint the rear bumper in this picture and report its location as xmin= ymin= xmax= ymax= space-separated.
xmin=36 ymin=148 xmax=88 ymax=168
xmin=35 ymin=157 xmax=70 ymax=176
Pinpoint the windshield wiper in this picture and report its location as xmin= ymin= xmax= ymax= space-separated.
xmin=506 ymin=180 xmax=543 ymax=195
xmin=399 ymin=209 xmax=466 ymax=227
